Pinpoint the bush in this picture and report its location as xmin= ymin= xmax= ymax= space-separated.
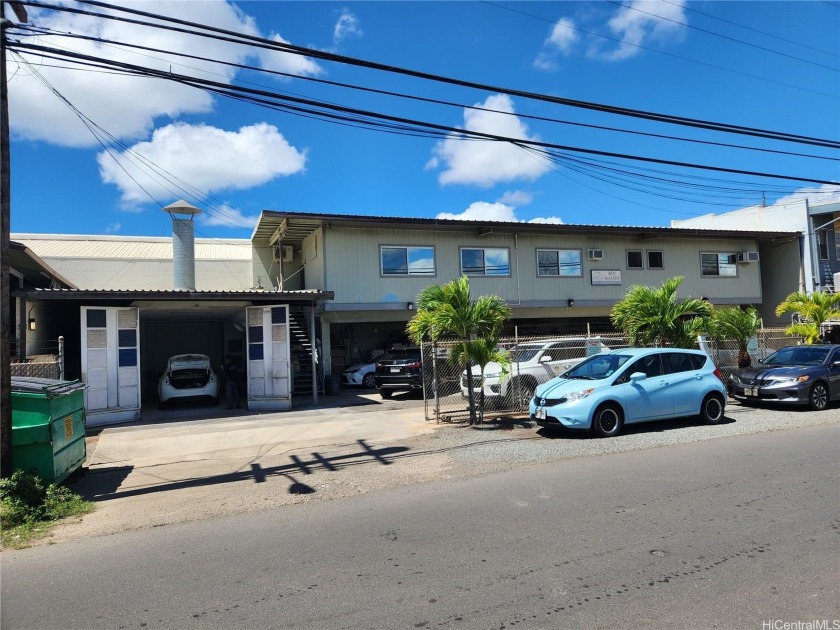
xmin=1 ymin=470 xmax=92 ymax=530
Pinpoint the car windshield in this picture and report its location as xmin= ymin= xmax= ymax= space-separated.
xmin=562 ymin=353 xmax=631 ymax=380
xmin=764 ymin=347 xmax=830 ymax=367
xmin=508 ymin=346 xmax=542 ymax=362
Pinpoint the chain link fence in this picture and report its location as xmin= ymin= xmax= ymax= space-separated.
xmin=9 ymin=337 xmax=64 ymax=380
xmin=422 ymin=327 xmax=802 ymax=423
xmin=10 ymin=358 xmax=61 ymax=379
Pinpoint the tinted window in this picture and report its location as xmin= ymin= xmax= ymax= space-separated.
xmin=377 ymin=349 xmax=420 ymax=362
xmin=565 ymin=353 xmax=631 ymax=379
xmin=689 ymin=354 xmax=708 ymax=370
xmin=664 ymin=352 xmax=693 ymax=374
xmin=627 ymin=250 xmax=643 ymax=269
xmin=766 ymin=347 xmax=830 ymax=366
xmin=618 ymin=354 xmax=663 ymax=381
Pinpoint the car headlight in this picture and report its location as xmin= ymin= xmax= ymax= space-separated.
xmin=566 ymin=388 xmax=595 ymax=402
xmin=770 ymin=375 xmax=809 ymax=385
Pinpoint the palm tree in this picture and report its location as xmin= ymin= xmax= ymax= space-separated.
xmin=450 ymin=337 xmax=510 ymax=423
xmin=775 ymin=290 xmax=840 ymax=344
xmin=710 ymin=306 xmax=761 ymax=367
xmin=611 ymin=276 xmax=712 ymax=348
xmin=407 ymin=276 xmax=511 ymax=425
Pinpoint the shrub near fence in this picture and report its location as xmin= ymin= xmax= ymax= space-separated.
xmin=422 ymin=327 xmax=802 ymax=423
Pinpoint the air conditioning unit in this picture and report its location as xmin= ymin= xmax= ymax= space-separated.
xmin=281 ymin=245 xmax=294 ymax=263
xmin=588 ymin=248 xmax=604 ymax=261
xmin=737 ymin=251 xmax=759 ymax=263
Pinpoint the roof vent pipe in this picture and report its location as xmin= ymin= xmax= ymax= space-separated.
xmin=163 ymin=199 xmax=201 ymax=291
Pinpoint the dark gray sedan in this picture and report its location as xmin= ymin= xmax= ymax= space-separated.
xmin=729 ymin=344 xmax=840 ymax=410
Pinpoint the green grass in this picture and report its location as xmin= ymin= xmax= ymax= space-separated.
xmin=0 ymin=471 xmax=95 ymax=549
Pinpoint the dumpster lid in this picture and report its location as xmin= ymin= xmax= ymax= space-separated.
xmin=10 ymin=377 xmax=88 ymax=395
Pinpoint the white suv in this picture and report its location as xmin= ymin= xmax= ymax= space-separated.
xmin=460 ymin=338 xmax=610 ymax=407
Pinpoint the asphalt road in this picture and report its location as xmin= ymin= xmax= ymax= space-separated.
xmin=3 ymin=423 xmax=839 ymax=630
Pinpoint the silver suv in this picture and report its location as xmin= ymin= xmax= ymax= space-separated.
xmin=460 ymin=337 xmax=610 ymax=407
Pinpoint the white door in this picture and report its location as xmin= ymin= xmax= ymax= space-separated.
xmin=246 ymin=305 xmax=291 ymax=410
xmin=81 ymin=307 xmax=141 ymax=425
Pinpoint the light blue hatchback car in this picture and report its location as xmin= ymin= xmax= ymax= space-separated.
xmin=530 ymin=347 xmax=727 ymax=437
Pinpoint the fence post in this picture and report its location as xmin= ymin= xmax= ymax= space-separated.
xmin=432 ymin=341 xmax=439 ymax=423
xmin=58 ymin=335 xmax=64 ymax=380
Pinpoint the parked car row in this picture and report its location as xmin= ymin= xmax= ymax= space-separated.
xmin=526 ymin=344 xmax=839 ymax=438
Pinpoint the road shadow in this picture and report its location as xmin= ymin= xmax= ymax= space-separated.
xmin=536 ymin=413 xmax=737 ymax=440
xmin=70 ymin=439 xmax=409 ymax=502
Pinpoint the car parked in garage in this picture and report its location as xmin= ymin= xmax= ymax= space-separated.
xmin=158 ymin=354 xmax=219 ymax=409
xmin=729 ymin=344 xmax=840 ymax=411
xmin=374 ymin=347 xmax=423 ymax=398
xmin=530 ymin=347 xmax=726 ymax=437
xmin=341 ymin=361 xmax=377 ymax=388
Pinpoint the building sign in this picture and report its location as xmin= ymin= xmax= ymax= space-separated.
xmin=591 ymin=270 xmax=622 ymax=285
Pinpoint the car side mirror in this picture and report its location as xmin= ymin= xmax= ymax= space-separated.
xmin=629 ymin=372 xmax=647 ymax=382
xmin=540 ymin=356 xmax=551 ymax=363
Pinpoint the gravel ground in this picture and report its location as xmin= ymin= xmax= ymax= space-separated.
xmin=46 ymin=400 xmax=839 ymax=545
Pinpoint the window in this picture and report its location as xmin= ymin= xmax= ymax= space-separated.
xmin=701 ymin=253 xmax=738 ymax=277
xmin=536 ymin=249 xmax=582 ymax=277
xmin=381 ymin=246 xmax=435 ymax=276
xmin=816 ymin=229 xmax=831 ymax=261
xmin=647 ymin=250 xmax=664 ymax=269
xmin=627 ymin=250 xmax=643 ymax=269
xmin=460 ymin=247 xmax=510 ymax=276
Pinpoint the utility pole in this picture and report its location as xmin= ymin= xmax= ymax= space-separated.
xmin=1 ymin=1 xmax=26 ymax=479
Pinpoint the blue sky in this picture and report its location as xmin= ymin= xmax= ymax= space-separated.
xmin=7 ymin=0 xmax=840 ymax=238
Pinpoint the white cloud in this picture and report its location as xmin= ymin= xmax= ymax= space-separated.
xmin=200 ymin=204 xmax=259 ymax=229
xmin=598 ymin=0 xmax=687 ymax=61
xmin=436 ymin=201 xmax=563 ymax=224
xmin=428 ymin=94 xmax=551 ymax=187
xmin=547 ymin=18 xmax=579 ymax=53
xmin=497 ymin=190 xmax=533 ymax=207
xmin=334 ymin=11 xmax=363 ymax=46
xmin=104 ymin=223 xmax=121 ymax=234
xmin=772 ymin=184 xmax=840 ymax=207
xmin=527 ymin=216 xmax=564 ymax=225
xmin=9 ymin=1 xmax=323 ymax=147
xmin=437 ymin=201 xmax=518 ymax=222
xmin=258 ymin=33 xmax=324 ymax=76
xmin=98 ymin=122 xmax=307 ymax=205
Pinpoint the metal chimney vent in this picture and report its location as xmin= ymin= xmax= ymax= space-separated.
xmin=163 ymin=200 xmax=202 ymax=291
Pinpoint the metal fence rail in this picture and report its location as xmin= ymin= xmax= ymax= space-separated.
xmin=422 ymin=327 xmax=800 ymax=423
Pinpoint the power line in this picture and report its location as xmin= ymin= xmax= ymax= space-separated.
xmin=660 ymin=0 xmax=839 ymax=59
xmin=11 ymin=40 xmax=837 ymax=190
xmin=16 ymin=0 xmax=839 ymax=148
xmin=605 ymin=0 xmax=839 ymax=72
xmin=16 ymin=23 xmax=838 ymax=163
xmin=481 ymin=1 xmax=838 ymax=99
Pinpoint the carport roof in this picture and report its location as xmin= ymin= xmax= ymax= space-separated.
xmin=14 ymin=287 xmax=333 ymax=303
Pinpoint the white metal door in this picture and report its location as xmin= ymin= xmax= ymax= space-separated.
xmin=246 ymin=305 xmax=291 ymax=410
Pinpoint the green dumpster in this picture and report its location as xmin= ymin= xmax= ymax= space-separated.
xmin=11 ymin=377 xmax=88 ymax=485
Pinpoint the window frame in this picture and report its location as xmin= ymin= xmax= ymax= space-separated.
xmin=700 ymin=252 xmax=739 ymax=278
xmin=626 ymin=249 xmax=644 ymax=269
xmin=380 ymin=245 xmax=436 ymax=277
xmin=646 ymin=250 xmax=664 ymax=269
xmin=536 ymin=248 xmax=583 ymax=278
xmin=459 ymin=246 xmax=512 ymax=277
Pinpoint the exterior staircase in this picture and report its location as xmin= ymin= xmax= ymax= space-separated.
xmin=289 ymin=307 xmax=323 ymax=396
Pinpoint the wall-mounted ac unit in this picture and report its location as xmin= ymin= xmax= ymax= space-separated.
xmin=737 ymin=251 xmax=759 ymax=263
xmin=281 ymin=245 xmax=294 ymax=263
xmin=588 ymin=248 xmax=604 ymax=261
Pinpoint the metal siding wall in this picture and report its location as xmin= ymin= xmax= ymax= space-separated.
xmin=324 ymin=228 xmax=763 ymax=305
xmin=303 ymin=229 xmax=325 ymax=290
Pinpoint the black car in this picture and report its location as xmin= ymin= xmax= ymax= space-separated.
xmin=729 ymin=344 xmax=840 ymax=410
xmin=374 ymin=348 xmax=423 ymax=399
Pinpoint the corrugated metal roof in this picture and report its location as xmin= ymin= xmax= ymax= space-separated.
xmin=11 ymin=234 xmax=252 ymax=260
xmin=15 ymin=287 xmax=334 ymax=302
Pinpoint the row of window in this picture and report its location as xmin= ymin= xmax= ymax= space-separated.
xmin=380 ymin=246 xmax=741 ymax=278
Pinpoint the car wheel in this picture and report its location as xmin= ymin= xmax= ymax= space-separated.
xmin=591 ymin=403 xmax=623 ymax=438
xmin=808 ymin=382 xmax=829 ymax=411
xmin=363 ymin=372 xmax=377 ymax=388
xmin=700 ymin=393 xmax=725 ymax=424
xmin=380 ymin=389 xmax=392 ymax=399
